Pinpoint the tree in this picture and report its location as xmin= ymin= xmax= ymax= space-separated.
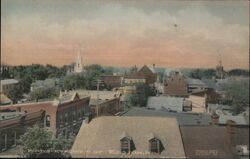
xmin=127 ymin=83 xmax=156 ymax=107
xmin=5 ymin=84 xmax=23 ymax=104
xmin=224 ymin=80 xmax=249 ymax=114
xmin=19 ymin=125 xmax=72 ymax=158
xmin=228 ymin=69 xmax=249 ymax=77
xmin=29 ymin=87 xmax=59 ymax=101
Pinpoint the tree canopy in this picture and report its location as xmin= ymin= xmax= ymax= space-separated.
xmin=223 ymin=80 xmax=249 ymax=114
xmin=127 ymin=83 xmax=156 ymax=107
xmin=19 ymin=125 xmax=73 ymax=158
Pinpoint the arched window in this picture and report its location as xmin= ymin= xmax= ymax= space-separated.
xmin=120 ymin=132 xmax=134 ymax=154
xmin=148 ymin=133 xmax=163 ymax=154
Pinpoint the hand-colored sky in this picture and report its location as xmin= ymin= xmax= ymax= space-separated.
xmin=1 ymin=0 xmax=249 ymax=70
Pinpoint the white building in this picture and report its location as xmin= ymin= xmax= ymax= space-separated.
xmin=74 ymin=48 xmax=84 ymax=73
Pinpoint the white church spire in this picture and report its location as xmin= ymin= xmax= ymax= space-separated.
xmin=74 ymin=47 xmax=84 ymax=73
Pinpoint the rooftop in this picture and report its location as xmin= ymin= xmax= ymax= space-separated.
xmin=219 ymin=114 xmax=249 ymax=126
xmin=0 ymin=79 xmax=19 ymax=85
xmin=186 ymin=78 xmax=206 ymax=86
xmin=68 ymin=90 xmax=121 ymax=100
xmin=123 ymin=107 xmax=212 ymax=126
xmin=180 ymin=126 xmax=234 ymax=159
xmin=71 ymin=116 xmax=185 ymax=158
xmin=147 ymin=96 xmax=184 ymax=112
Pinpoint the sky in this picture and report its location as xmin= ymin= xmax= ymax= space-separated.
xmin=1 ymin=0 xmax=249 ymax=70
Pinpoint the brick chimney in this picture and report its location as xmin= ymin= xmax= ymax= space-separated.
xmin=211 ymin=113 xmax=219 ymax=125
xmin=226 ymin=120 xmax=236 ymax=146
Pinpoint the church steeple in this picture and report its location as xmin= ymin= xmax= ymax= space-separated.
xmin=74 ymin=47 xmax=84 ymax=73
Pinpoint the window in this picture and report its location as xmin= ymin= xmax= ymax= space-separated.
xmin=73 ymin=111 xmax=76 ymax=121
xmin=65 ymin=113 xmax=68 ymax=125
xmin=1 ymin=134 xmax=7 ymax=151
xmin=10 ymin=131 xmax=16 ymax=147
xmin=45 ymin=115 xmax=50 ymax=127
xmin=149 ymin=138 xmax=161 ymax=154
xmin=121 ymin=138 xmax=130 ymax=154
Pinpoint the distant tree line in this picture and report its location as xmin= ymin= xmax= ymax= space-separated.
xmin=188 ymin=68 xmax=249 ymax=79
xmin=1 ymin=64 xmax=114 ymax=103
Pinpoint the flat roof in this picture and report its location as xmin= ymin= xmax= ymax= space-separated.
xmin=123 ymin=107 xmax=212 ymax=126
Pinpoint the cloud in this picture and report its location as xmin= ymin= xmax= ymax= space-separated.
xmin=1 ymin=2 xmax=249 ymax=69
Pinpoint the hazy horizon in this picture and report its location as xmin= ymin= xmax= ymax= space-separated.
xmin=1 ymin=0 xmax=249 ymax=70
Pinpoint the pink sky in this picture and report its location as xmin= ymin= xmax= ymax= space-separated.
xmin=1 ymin=0 xmax=249 ymax=70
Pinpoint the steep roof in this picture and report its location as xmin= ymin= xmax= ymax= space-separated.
xmin=71 ymin=116 xmax=185 ymax=158
xmin=180 ymin=126 xmax=234 ymax=159
xmin=123 ymin=107 xmax=212 ymax=126
xmin=147 ymin=96 xmax=184 ymax=112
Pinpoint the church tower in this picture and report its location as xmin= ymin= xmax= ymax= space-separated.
xmin=74 ymin=47 xmax=84 ymax=73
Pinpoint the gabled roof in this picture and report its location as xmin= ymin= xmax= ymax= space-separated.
xmin=120 ymin=132 xmax=132 ymax=140
xmin=71 ymin=116 xmax=185 ymax=158
xmin=138 ymin=65 xmax=156 ymax=74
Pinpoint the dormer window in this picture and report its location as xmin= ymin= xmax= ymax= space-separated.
xmin=120 ymin=132 xmax=134 ymax=154
xmin=148 ymin=133 xmax=163 ymax=154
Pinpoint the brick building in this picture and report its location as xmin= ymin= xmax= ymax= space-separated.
xmin=0 ymin=110 xmax=45 ymax=152
xmin=100 ymin=75 xmax=123 ymax=89
xmin=124 ymin=65 xmax=157 ymax=85
xmin=0 ymin=93 xmax=91 ymax=137
xmin=164 ymin=72 xmax=189 ymax=97
xmin=90 ymin=97 xmax=121 ymax=117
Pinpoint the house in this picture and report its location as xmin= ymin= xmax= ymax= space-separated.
xmin=124 ymin=65 xmax=157 ymax=85
xmin=67 ymin=90 xmax=122 ymax=118
xmin=0 ymin=79 xmax=19 ymax=94
xmin=147 ymin=96 xmax=192 ymax=112
xmin=0 ymin=110 xmax=45 ymax=152
xmin=0 ymin=93 xmax=91 ymax=137
xmin=163 ymin=71 xmax=189 ymax=97
xmin=186 ymin=78 xmax=207 ymax=94
xmin=70 ymin=116 xmax=185 ymax=158
xmin=187 ymin=95 xmax=206 ymax=113
xmin=123 ymin=78 xmax=146 ymax=85
xmin=180 ymin=122 xmax=249 ymax=159
xmin=100 ymin=75 xmax=123 ymax=89
xmin=122 ymin=107 xmax=212 ymax=126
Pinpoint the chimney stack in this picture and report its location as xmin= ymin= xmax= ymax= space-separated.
xmin=211 ymin=113 xmax=219 ymax=125
xmin=226 ymin=120 xmax=236 ymax=146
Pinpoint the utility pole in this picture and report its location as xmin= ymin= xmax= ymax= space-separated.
xmin=96 ymin=79 xmax=102 ymax=117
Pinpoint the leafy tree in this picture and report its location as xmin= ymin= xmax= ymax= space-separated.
xmin=5 ymin=84 xmax=23 ymax=104
xmin=228 ymin=69 xmax=249 ymax=77
xmin=224 ymin=80 xmax=249 ymax=114
xmin=19 ymin=125 xmax=71 ymax=158
xmin=189 ymin=69 xmax=216 ymax=79
xmin=127 ymin=83 xmax=156 ymax=107
xmin=29 ymin=87 xmax=60 ymax=101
